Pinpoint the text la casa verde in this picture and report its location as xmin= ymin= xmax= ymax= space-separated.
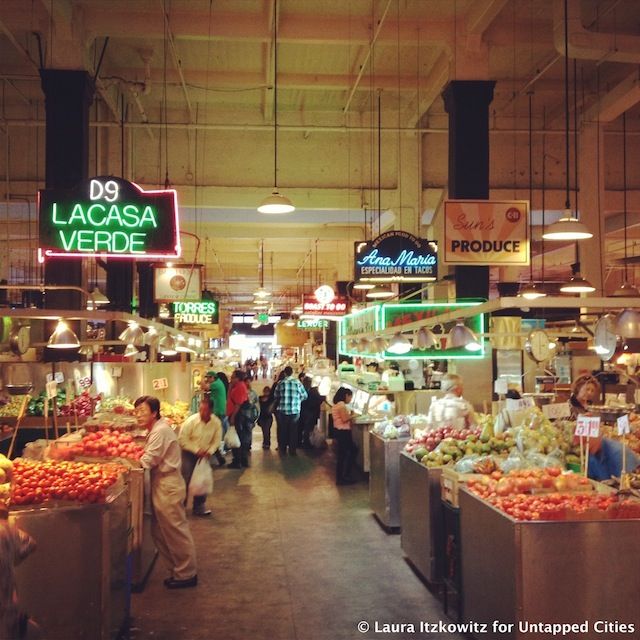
xmin=49 ymin=202 xmax=158 ymax=253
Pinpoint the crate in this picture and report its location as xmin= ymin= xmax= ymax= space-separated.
xmin=441 ymin=468 xmax=477 ymax=507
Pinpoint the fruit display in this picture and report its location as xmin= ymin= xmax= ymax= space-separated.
xmin=97 ymin=396 xmax=134 ymax=414
xmin=10 ymin=458 xmax=125 ymax=506
xmin=601 ymin=422 xmax=640 ymax=456
xmin=61 ymin=429 xmax=144 ymax=461
xmin=0 ymin=454 xmax=13 ymax=501
xmin=372 ymin=415 xmax=412 ymax=439
xmin=161 ymin=400 xmax=190 ymax=427
xmin=0 ymin=395 xmax=29 ymax=417
xmin=58 ymin=391 xmax=99 ymax=418
xmin=467 ymin=467 xmax=585 ymax=498
xmin=84 ymin=412 xmax=138 ymax=432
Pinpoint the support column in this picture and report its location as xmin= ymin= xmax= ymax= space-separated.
xmin=137 ymin=263 xmax=157 ymax=319
xmin=442 ymin=80 xmax=495 ymax=300
xmin=40 ymin=70 xmax=94 ymax=309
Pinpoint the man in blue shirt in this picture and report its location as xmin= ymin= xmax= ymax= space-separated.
xmin=273 ymin=366 xmax=307 ymax=456
xmin=586 ymin=437 xmax=640 ymax=481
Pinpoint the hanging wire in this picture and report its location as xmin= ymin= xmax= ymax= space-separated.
xmin=273 ymin=0 xmax=280 ymax=189
xmin=573 ymin=57 xmax=579 ymax=267
xmin=396 ymin=0 xmax=402 ymax=231
xmin=163 ymin=0 xmax=170 ymax=189
xmin=378 ymin=90 xmax=382 ymax=236
xmin=415 ymin=26 xmax=421 ymax=237
xmin=563 ymin=0 xmax=571 ymax=212
xmin=528 ymin=90 xmax=534 ymax=282
xmin=623 ymin=111 xmax=629 ymax=280
xmin=541 ymin=107 xmax=546 ymax=284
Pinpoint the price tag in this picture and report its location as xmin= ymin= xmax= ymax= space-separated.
xmin=542 ymin=403 xmax=571 ymax=420
xmin=46 ymin=380 xmax=58 ymax=400
xmin=494 ymin=378 xmax=509 ymax=395
xmin=54 ymin=372 xmax=64 ymax=384
xmin=78 ymin=377 xmax=92 ymax=389
xmin=617 ymin=414 xmax=631 ymax=436
xmin=506 ymin=397 xmax=535 ymax=411
xmin=152 ymin=377 xmax=169 ymax=391
xmin=111 ymin=367 xmax=123 ymax=378
xmin=575 ymin=415 xmax=601 ymax=438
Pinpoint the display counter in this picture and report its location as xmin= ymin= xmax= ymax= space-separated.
xmin=11 ymin=483 xmax=130 ymax=640
xmin=369 ymin=431 xmax=405 ymax=530
xmin=399 ymin=452 xmax=444 ymax=585
xmin=458 ymin=487 xmax=640 ymax=640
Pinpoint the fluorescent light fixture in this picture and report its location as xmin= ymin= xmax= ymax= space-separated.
xmin=542 ymin=214 xmax=593 ymax=240
xmin=560 ymin=274 xmax=596 ymax=293
xmin=366 ymin=284 xmax=394 ymax=299
xmin=387 ymin=332 xmax=412 ymax=355
xmin=48 ymin=320 xmax=80 ymax=349
xmin=257 ymin=189 xmax=295 ymax=214
xmin=518 ymin=282 xmax=547 ymax=300
xmin=119 ymin=322 xmax=144 ymax=346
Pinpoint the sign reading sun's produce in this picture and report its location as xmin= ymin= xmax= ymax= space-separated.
xmin=443 ymin=200 xmax=529 ymax=265
xmin=354 ymin=231 xmax=437 ymax=282
xmin=38 ymin=177 xmax=181 ymax=260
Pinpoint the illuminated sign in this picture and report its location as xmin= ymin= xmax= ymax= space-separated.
xmin=314 ymin=285 xmax=335 ymax=305
xmin=172 ymin=300 xmax=219 ymax=325
xmin=38 ymin=177 xmax=181 ymax=260
xmin=443 ymin=200 xmax=529 ymax=265
xmin=302 ymin=294 xmax=348 ymax=317
xmin=354 ymin=231 xmax=437 ymax=282
xmin=297 ymin=319 xmax=330 ymax=330
xmin=154 ymin=266 xmax=202 ymax=302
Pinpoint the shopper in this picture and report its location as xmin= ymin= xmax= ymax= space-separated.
xmin=258 ymin=386 xmax=274 ymax=449
xmin=226 ymin=370 xmax=252 ymax=468
xmin=244 ymin=377 xmax=260 ymax=450
xmin=426 ymin=373 xmax=476 ymax=430
xmin=298 ymin=376 xmax=323 ymax=449
xmin=0 ymin=501 xmax=38 ymax=640
xmin=178 ymin=396 xmax=222 ymax=517
xmin=331 ymin=387 xmax=358 ymax=485
xmin=272 ymin=365 xmax=308 ymax=456
xmin=135 ymin=395 xmax=198 ymax=589
xmin=207 ymin=371 xmax=228 ymax=467
xmin=569 ymin=375 xmax=601 ymax=418
xmin=581 ymin=435 xmax=640 ymax=481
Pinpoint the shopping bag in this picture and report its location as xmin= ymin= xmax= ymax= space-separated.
xmin=309 ymin=422 xmax=326 ymax=448
xmin=188 ymin=459 xmax=213 ymax=496
xmin=224 ymin=425 xmax=241 ymax=449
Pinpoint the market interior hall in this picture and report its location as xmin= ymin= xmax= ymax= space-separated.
xmin=2 ymin=1 xmax=640 ymax=639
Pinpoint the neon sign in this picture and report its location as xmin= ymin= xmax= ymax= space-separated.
xmin=302 ymin=294 xmax=348 ymax=317
xmin=38 ymin=177 xmax=181 ymax=260
xmin=297 ymin=319 xmax=330 ymax=330
xmin=354 ymin=231 xmax=437 ymax=282
xmin=173 ymin=300 xmax=219 ymax=325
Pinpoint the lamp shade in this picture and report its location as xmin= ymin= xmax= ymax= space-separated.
xmin=387 ymin=332 xmax=412 ymax=355
xmin=159 ymin=334 xmax=177 ymax=356
xmin=47 ymin=320 xmax=80 ymax=349
xmin=253 ymin=287 xmax=271 ymax=298
xmin=616 ymin=309 xmax=640 ymax=339
xmin=560 ymin=274 xmax=596 ymax=294
xmin=123 ymin=343 xmax=138 ymax=358
xmin=144 ymin=327 xmax=159 ymax=346
xmin=447 ymin=321 xmax=481 ymax=351
xmin=542 ymin=216 xmax=593 ymax=240
xmin=373 ymin=336 xmax=388 ymax=352
xmin=119 ymin=322 xmax=144 ymax=346
xmin=257 ymin=189 xmax=295 ymax=214
xmin=358 ymin=338 xmax=370 ymax=352
xmin=366 ymin=284 xmax=394 ymax=299
xmin=91 ymin=287 xmax=110 ymax=306
xmin=518 ymin=281 xmax=547 ymax=300
xmin=347 ymin=338 xmax=358 ymax=352
xmin=612 ymin=281 xmax=640 ymax=297
xmin=353 ymin=281 xmax=375 ymax=290
xmin=414 ymin=327 xmax=438 ymax=350
xmin=175 ymin=335 xmax=194 ymax=353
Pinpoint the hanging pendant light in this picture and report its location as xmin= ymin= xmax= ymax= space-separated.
xmin=175 ymin=335 xmax=195 ymax=353
xmin=617 ymin=309 xmax=640 ymax=339
xmin=358 ymin=337 xmax=371 ymax=353
xmin=387 ymin=333 xmax=412 ymax=355
xmin=373 ymin=336 xmax=388 ymax=353
xmin=447 ymin=320 xmax=481 ymax=351
xmin=613 ymin=282 xmax=640 ymax=297
xmin=47 ymin=320 xmax=80 ymax=349
xmin=257 ymin=2 xmax=294 ymax=214
xmin=353 ymin=281 xmax=375 ymax=290
xmin=119 ymin=321 xmax=144 ymax=347
xmin=144 ymin=327 xmax=159 ymax=346
xmin=347 ymin=338 xmax=358 ymax=352
xmin=414 ymin=327 xmax=438 ymax=350
xmin=542 ymin=0 xmax=592 ymax=242
xmin=560 ymin=273 xmax=596 ymax=293
xmin=159 ymin=334 xmax=177 ymax=356
xmin=90 ymin=287 xmax=110 ymax=306
xmin=519 ymin=282 xmax=547 ymax=300
xmin=366 ymin=284 xmax=394 ymax=299
xmin=123 ymin=343 xmax=138 ymax=358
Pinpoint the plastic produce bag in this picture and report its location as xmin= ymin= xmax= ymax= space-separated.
xmin=498 ymin=449 xmax=529 ymax=473
xmin=189 ymin=459 xmax=213 ymax=496
xmin=309 ymin=423 xmax=326 ymax=448
xmin=224 ymin=426 xmax=241 ymax=449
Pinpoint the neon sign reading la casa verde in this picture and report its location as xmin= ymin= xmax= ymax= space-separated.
xmin=38 ymin=177 xmax=181 ymax=260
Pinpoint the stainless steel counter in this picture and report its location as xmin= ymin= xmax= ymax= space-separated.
xmin=459 ymin=487 xmax=640 ymax=640
xmin=399 ymin=453 xmax=444 ymax=584
xmin=369 ymin=432 xmax=406 ymax=530
xmin=351 ymin=420 xmax=372 ymax=472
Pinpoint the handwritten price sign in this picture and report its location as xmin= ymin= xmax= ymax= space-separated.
xmin=575 ymin=415 xmax=601 ymax=438
xmin=617 ymin=414 xmax=631 ymax=436
xmin=152 ymin=378 xmax=169 ymax=391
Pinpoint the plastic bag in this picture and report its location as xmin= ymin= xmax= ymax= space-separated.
xmin=224 ymin=426 xmax=241 ymax=449
xmin=189 ymin=458 xmax=213 ymax=496
xmin=309 ymin=423 xmax=326 ymax=448
xmin=498 ymin=449 xmax=529 ymax=473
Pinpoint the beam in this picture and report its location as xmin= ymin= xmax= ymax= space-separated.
xmin=584 ymin=69 xmax=640 ymax=124
xmin=465 ymin=0 xmax=510 ymax=37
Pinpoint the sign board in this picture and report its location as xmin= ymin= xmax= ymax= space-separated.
xmin=506 ymin=396 xmax=536 ymax=412
xmin=354 ymin=231 xmax=438 ymax=282
xmin=617 ymin=414 xmax=631 ymax=436
xmin=111 ymin=367 xmax=123 ymax=378
xmin=46 ymin=380 xmax=58 ymax=399
xmin=494 ymin=378 xmax=509 ymax=395
xmin=302 ymin=294 xmax=348 ymax=318
xmin=46 ymin=372 xmax=65 ymax=384
xmin=172 ymin=300 xmax=219 ymax=325
xmin=443 ymin=200 xmax=529 ymax=265
xmin=297 ymin=319 xmax=329 ymax=330
xmin=542 ymin=403 xmax=572 ymax=420
xmin=276 ymin=322 xmax=308 ymax=348
xmin=152 ymin=377 xmax=169 ymax=391
xmin=38 ymin=177 xmax=181 ymax=260
xmin=154 ymin=266 xmax=202 ymax=302
xmin=575 ymin=415 xmax=601 ymax=437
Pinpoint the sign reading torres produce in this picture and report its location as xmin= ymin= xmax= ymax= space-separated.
xmin=354 ymin=231 xmax=437 ymax=282
xmin=443 ymin=200 xmax=529 ymax=265
xmin=38 ymin=177 xmax=181 ymax=260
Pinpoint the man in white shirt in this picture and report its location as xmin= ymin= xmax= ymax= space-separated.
xmin=427 ymin=373 xmax=476 ymax=431
xmin=135 ymin=395 xmax=198 ymax=589
xmin=178 ymin=396 xmax=222 ymax=517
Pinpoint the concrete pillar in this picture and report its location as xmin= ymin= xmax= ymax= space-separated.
xmin=442 ymin=80 xmax=496 ymax=300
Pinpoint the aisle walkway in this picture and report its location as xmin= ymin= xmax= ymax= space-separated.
xmin=131 ymin=428 xmax=463 ymax=640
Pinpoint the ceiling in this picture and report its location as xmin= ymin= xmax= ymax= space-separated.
xmin=2 ymin=0 xmax=640 ymax=313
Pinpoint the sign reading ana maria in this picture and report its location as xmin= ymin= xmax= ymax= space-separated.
xmin=38 ymin=177 xmax=181 ymax=260
xmin=354 ymin=231 xmax=438 ymax=282
xmin=443 ymin=200 xmax=529 ymax=266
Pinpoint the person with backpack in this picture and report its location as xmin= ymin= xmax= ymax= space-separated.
xmin=272 ymin=366 xmax=308 ymax=457
xmin=226 ymin=370 xmax=254 ymax=469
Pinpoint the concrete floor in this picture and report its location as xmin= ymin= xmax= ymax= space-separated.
xmin=130 ymin=426 xmax=463 ymax=640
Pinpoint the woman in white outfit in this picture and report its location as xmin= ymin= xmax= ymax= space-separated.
xmin=135 ymin=395 xmax=198 ymax=589
xmin=427 ymin=374 xmax=476 ymax=430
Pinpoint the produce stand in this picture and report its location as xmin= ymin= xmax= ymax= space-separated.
xmin=399 ymin=452 xmax=444 ymax=585
xmin=458 ymin=487 xmax=640 ymax=640
xmin=11 ymin=481 xmax=131 ymax=640
xmin=369 ymin=431 xmax=405 ymax=531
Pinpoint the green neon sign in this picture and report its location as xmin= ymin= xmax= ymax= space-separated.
xmin=172 ymin=300 xmax=219 ymax=325
xmin=297 ymin=319 xmax=329 ymax=330
xmin=38 ymin=177 xmax=181 ymax=260
xmin=257 ymin=312 xmax=269 ymax=324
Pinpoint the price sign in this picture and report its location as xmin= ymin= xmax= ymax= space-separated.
xmin=575 ymin=415 xmax=601 ymax=438
xmin=506 ymin=397 xmax=535 ymax=411
xmin=46 ymin=380 xmax=57 ymax=400
xmin=152 ymin=377 xmax=169 ymax=391
xmin=78 ymin=377 xmax=92 ymax=389
xmin=47 ymin=372 xmax=65 ymax=384
xmin=111 ymin=367 xmax=123 ymax=378
xmin=617 ymin=414 xmax=631 ymax=436
xmin=542 ymin=403 xmax=571 ymax=420
xmin=494 ymin=378 xmax=509 ymax=395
